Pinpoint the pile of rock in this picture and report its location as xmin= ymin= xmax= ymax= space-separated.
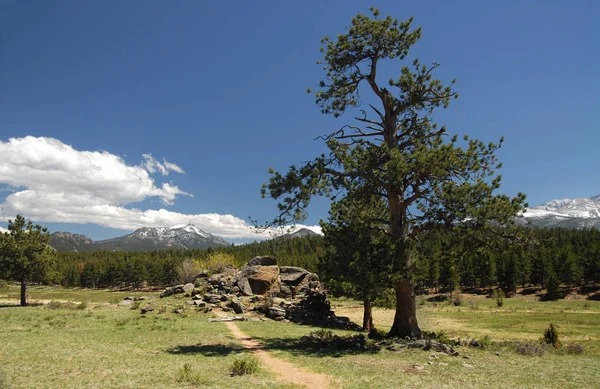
xmin=158 ymin=255 xmax=360 ymax=330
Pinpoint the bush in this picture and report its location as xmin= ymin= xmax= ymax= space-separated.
xmin=0 ymin=279 xmax=8 ymax=290
xmin=130 ymin=301 xmax=142 ymax=310
xmin=76 ymin=301 xmax=88 ymax=310
xmin=176 ymin=363 xmax=207 ymax=384
xmin=541 ymin=323 xmax=561 ymax=348
xmin=422 ymin=330 xmax=451 ymax=345
xmin=477 ymin=335 xmax=492 ymax=349
xmin=515 ymin=341 xmax=550 ymax=356
xmin=492 ymin=289 xmax=504 ymax=307
xmin=565 ymin=344 xmax=584 ymax=355
xmin=450 ymin=292 xmax=463 ymax=306
xmin=230 ymin=356 xmax=259 ymax=376
xmin=201 ymin=253 xmax=237 ymax=274
xmin=176 ymin=259 xmax=203 ymax=284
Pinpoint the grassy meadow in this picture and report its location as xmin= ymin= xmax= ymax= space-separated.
xmin=1 ymin=285 xmax=599 ymax=388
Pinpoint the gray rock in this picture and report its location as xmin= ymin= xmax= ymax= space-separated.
xmin=140 ymin=305 xmax=154 ymax=314
xmin=182 ymin=283 xmax=195 ymax=294
xmin=279 ymin=266 xmax=309 ymax=284
xmin=247 ymin=256 xmax=278 ymax=267
xmin=237 ymin=277 xmax=253 ymax=296
xmin=194 ymin=301 xmax=207 ymax=307
xmin=174 ymin=308 xmax=184 ymax=314
xmin=203 ymin=294 xmax=222 ymax=304
xmin=230 ymin=298 xmax=246 ymax=314
xmin=185 ymin=301 xmax=195 ymax=305
xmin=118 ymin=300 xmax=134 ymax=306
xmin=267 ymin=306 xmax=287 ymax=319
xmin=208 ymin=274 xmax=222 ymax=285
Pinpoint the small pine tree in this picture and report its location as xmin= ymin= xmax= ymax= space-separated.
xmin=542 ymin=323 xmax=561 ymax=348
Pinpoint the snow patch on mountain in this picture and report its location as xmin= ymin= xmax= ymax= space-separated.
xmin=523 ymin=194 xmax=600 ymax=228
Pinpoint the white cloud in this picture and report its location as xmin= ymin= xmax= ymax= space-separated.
xmin=141 ymin=153 xmax=184 ymax=175
xmin=0 ymin=226 xmax=8 ymax=233
xmin=0 ymin=136 xmax=321 ymax=240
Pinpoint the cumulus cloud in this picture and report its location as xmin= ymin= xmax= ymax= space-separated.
xmin=0 ymin=136 xmax=321 ymax=239
xmin=0 ymin=226 xmax=8 ymax=233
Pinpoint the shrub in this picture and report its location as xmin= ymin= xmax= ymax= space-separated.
xmin=565 ymin=344 xmax=584 ymax=355
xmin=450 ymin=292 xmax=463 ymax=306
xmin=176 ymin=363 xmax=207 ymax=384
xmin=201 ymin=253 xmax=237 ymax=274
xmin=422 ymin=330 xmax=451 ymax=345
xmin=76 ymin=301 xmax=88 ymax=310
xmin=176 ymin=259 xmax=203 ymax=284
xmin=477 ymin=335 xmax=492 ymax=349
xmin=230 ymin=356 xmax=259 ymax=376
xmin=130 ymin=301 xmax=142 ymax=310
xmin=541 ymin=323 xmax=561 ymax=348
xmin=0 ymin=279 xmax=8 ymax=290
xmin=46 ymin=300 xmax=64 ymax=310
xmin=515 ymin=341 xmax=549 ymax=356
xmin=492 ymin=289 xmax=504 ymax=307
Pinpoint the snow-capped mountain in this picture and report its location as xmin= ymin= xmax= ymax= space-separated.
xmin=273 ymin=227 xmax=321 ymax=241
xmin=50 ymin=224 xmax=230 ymax=252
xmin=522 ymin=195 xmax=600 ymax=228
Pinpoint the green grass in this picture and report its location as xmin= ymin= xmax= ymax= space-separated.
xmin=239 ymin=293 xmax=600 ymax=389
xmin=0 ymin=287 xmax=296 ymax=389
xmin=1 ymin=286 xmax=599 ymax=388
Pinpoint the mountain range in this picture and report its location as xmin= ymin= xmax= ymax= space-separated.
xmin=49 ymin=224 xmax=321 ymax=252
xmin=48 ymin=195 xmax=600 ymax=252
xmin=49 ymin=224 xmax=231 ymax=252
xmin=521 ymin=194 xmax=600 ymax=229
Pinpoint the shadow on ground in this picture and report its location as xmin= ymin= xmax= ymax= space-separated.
xmin=0 ymin=302 xmax=44 ymax=308
xmin=249 ymin=335 xmax=378 ymax=358
xmin=166 ymin=343 xmax=246 ymax=356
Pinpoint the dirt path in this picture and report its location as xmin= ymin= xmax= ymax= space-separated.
xmin=218 ymin=313 xmax=340 ymax=389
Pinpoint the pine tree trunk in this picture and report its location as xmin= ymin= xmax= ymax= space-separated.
xmin=20 ymin=280 xmax=27 ymax=307
xmin=362 ymin=299 xmax=375 ymax=333
xmin=388 ymin=278 xmax=422 ymax=338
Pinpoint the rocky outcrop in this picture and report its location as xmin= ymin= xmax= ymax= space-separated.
xmin=236 ymin=265 xmax=280 ymax=295
xmin=158 ymin=255 xmax=360 ymax=331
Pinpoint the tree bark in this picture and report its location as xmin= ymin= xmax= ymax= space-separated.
xmin=362 ymin=299 xmax=375 ymax=333
xmin=388 ymin=278 xmax=421 ymax=338
xmin=20 ymin=280 xmax=27 ymax=307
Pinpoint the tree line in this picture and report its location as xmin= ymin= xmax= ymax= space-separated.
xmin=4 ymin=226 xmax=597 ymax=294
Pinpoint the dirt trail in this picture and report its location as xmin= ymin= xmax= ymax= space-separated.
xmin=218 ymin=313 xmax=340 ymax=389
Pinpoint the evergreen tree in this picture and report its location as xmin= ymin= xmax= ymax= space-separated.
xmin=0 ymin=215 xmax=55 ymax=306
xmin=262 ymin=8 xmax=526 ymax=337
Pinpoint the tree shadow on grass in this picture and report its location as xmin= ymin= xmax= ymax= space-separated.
xmin=166 ymin=343 xmax=246 ymax=356
xmin=249 ymin=335 xmax=379 ymax=358
xmin=0 ymin=302 xmax=44 ymax=308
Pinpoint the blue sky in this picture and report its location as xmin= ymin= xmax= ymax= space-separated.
xmin=0 ymin=1 xmax=599 ymax=242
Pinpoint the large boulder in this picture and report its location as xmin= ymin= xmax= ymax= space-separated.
xmin=279 ymin=266 xmax=310 ymax=285
xmin=246 ymin=256 xmax=278 ymax=267
xmin=236 ymin=265 xmax=280 ymax=296
xmin=229 ymin=298 xmax=246 ymax=314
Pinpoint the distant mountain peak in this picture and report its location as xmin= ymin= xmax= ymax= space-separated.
xmin=274 ymin=227 xmax=321 ymax=240
xmin=523 ymin=194 xmax=600 ymax=229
